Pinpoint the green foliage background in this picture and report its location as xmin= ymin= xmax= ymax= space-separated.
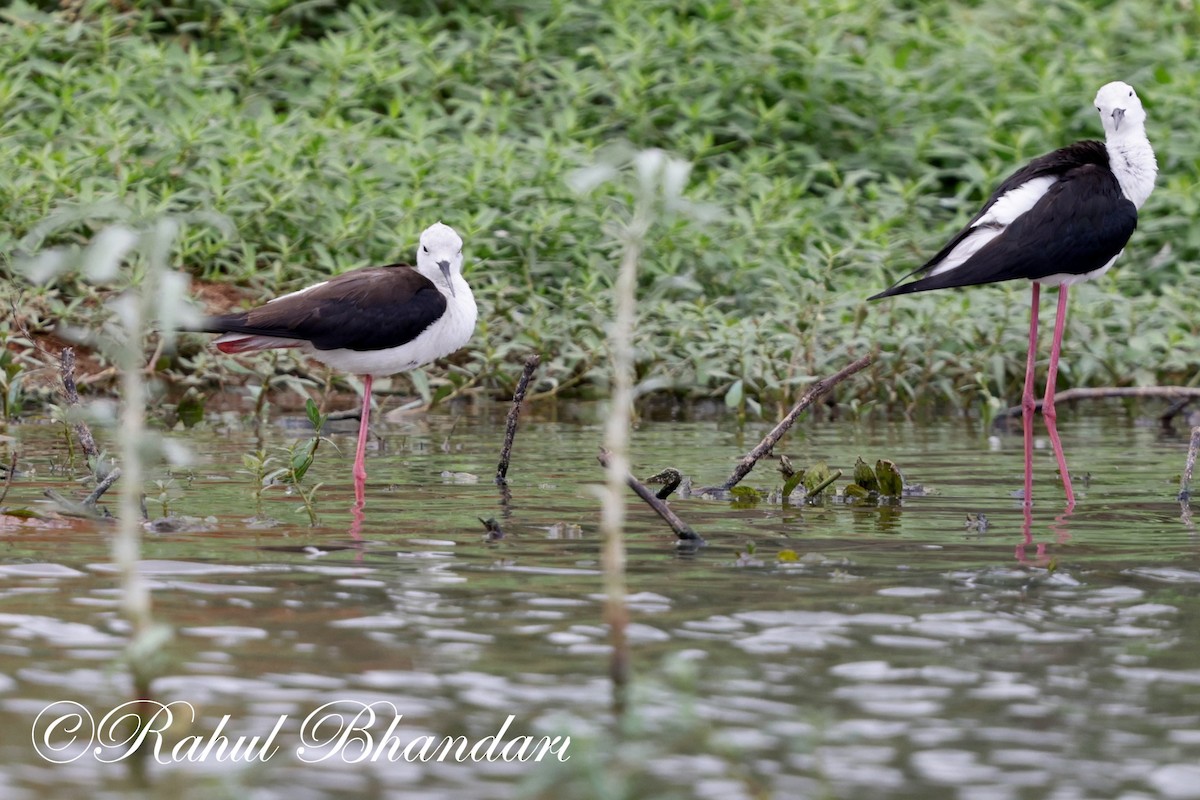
xmin=1 ymin=0 xmax=1197 ymax=413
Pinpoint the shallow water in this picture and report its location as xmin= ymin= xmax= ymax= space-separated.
xmin=1 ymin=400 xmax=1198 ymax=799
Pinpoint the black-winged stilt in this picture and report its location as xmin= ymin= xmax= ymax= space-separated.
xmin=871 ymin=82 xmax=1157 ymax=507
xmin=199 ymin=222 xmax=477 ymax=504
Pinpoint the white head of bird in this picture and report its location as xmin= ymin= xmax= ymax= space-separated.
xmin=415 ymin=222 xmax=465 ymax=296
xmin=1094 ymin=81 xmax=1146 ymax=139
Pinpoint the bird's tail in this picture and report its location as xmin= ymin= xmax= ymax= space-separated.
xmin=212 ymin=333 xmax=303 ymax=354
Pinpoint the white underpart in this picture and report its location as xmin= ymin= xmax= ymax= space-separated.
xmin=1036 ymin=252 xmax=1121 ymax=287
xmin=929 ymin=176 xmax=1056 ymax=277
xmin=1106 ymin=137 xmax=1157 ymax=210
xmin=1037 ymin=82 xmax=1157 ymax=286
xmin=1094 ymin=80 xmax=1157 ymax=211
xmin=934 ymin=82 xmax=1157 ymax=288
xmin=305 ymin=272 xmax=477 ymax=375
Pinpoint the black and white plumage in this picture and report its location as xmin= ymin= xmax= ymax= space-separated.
xmin=871 ymin=82 xmax=1156 ymax=299
xmin=870 ymin=81 xmax=1157 ymax=508
xmin=198 ymin=222 xmax=477 ymax=504
xmin=204 ymin=222 xmax=475 ymax=373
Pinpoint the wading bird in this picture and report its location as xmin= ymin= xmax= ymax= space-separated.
xmin=198 ymin=222 xmax=477 ymax=505
xmin=870 ymin=82 xmax=1157 ymax=507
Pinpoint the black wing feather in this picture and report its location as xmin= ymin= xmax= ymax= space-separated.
xmin=871 ymin=142 xmax=1135 ymax=299
xmin=198 ymin=266 xmax=448 ymax=351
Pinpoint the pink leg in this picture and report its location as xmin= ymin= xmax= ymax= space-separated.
xmin=1022 ymin=284 xmax=1040 ymax=509
xmin=353 ymin=374 xmax=373 ymax=506
xmin=1043 ymin=287 xmax=1076 ymax=508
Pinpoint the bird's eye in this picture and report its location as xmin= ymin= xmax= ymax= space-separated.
xmin=1128 ymin=90 xmax=1133 ymax=97
xmin=1095 ymin=106 xmax=1100 ymax=112
xmin=422 ymin=245 xmax=429 ymax=253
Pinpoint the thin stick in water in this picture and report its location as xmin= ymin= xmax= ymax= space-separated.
xmin=1180 ymin=426 xmax=1200 ymax=504
xmin=84 ymin=467 xmax=123 ymax=507
xmin=0 ymin=450 xmax=18 ymax=505
xmin=720 ymin=353 xmax=874 ymax=491
xmin=598 ymin=450 xmax=704 ymax=543
xmin=495 ymin=354 xmax=540 ymax=485
xmin=1002 ymin=386 xmax=1200 ymax=419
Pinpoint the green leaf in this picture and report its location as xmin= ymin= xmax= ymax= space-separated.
xmin=430 ymin=382 xmax=454 ymax=407
xmin=305 ymin=397 xmax=322 ymax=428
xmin=1 ymin=507 xmax=44 ymax=519
xmin=876 ymin=459 xmax=904 ymax=497
xmin=802 ymin=461 xmax=831 ymax=494
xmin=724 ymin=379 xmax=743 ymax=409
xmin=853 ymin=457 xmax=878 ymax=492
xmin=408 ymin=369 xmax=432 ymax=404
xmin=729 ymin=486 xmax=763 ymax=508
xmin=782 ymin=470 xmax=805 ymax=499
xmin=290 ymin=439 xmax=318 ymax=482
xmin=176 ymin=389 xmax=204 ymax=429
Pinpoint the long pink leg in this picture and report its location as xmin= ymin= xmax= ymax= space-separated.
xmin=1022 ymin=284 xmax=1041 ymax=509
xmin=1042 ymin=287 xmax=1075 ymax=508
xmin=353 ymin=374 xmax=373 ymax=506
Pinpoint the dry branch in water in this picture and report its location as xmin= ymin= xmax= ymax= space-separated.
xmin=85 ymin=468 xmax=123 ymax=507
xmin=1002 ymin=386 xmax=1200 ymax=419
xmin=59 ymin=347 xmax=100 ymax=460
xmin=597 ymin=449 xmax=704 ymax=544
xmin=1181 ymin=426 xmax=1200 ymax=504
xmin=719 ymin=353 xmax=875 ymax=491
xmin=0 ymin=450 xmax=17 ymax=505
xmin=495 ymin=354 xmax=540 ymax=485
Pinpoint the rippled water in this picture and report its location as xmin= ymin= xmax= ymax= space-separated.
xmin=2 ymin=400 xmax=1199 ymax=799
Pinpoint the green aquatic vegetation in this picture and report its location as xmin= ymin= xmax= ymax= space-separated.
xmin=843 ymin=457 xmax=906 ymax=502
xmin=238 ymin=400 xmax=330 ymax=524
xmin=1 ymin=0 xmax=1197 ymax=412
xmin=0 ymin=337 xmax=32 ymax=420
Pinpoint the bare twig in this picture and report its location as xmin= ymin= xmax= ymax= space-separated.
xmin=59 ymin=348 xmax=100 ymax=460
xmin=1180 ymin=426 xmax=1200 ymax=504
xmin=1161 ymin=398 xmax=1196 ymax=427
xmin=0 ymin=450 xmax=17 ymax=505
xmin=85 ymin=467 xmax=122 ymax=507
xmin=598 ymin=449 xmax=704 ymax=543
xmin=495 ymin=354 xmax=540 ymax=485
xmin=644 ymin=467 xmax=683 ymax=500
xmin=808 ymin=469 xmax=843 ymax=498
xmin=1002 ymin=386 xmax=1200 ymax=419
xmin=719 ymin=353 xmax=874 ymax=491
xmin=43 ymin=488 xmax=109 ymax=519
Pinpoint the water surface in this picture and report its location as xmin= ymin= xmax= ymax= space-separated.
xmin=1 ymin=401 xmax=1198 ymax=799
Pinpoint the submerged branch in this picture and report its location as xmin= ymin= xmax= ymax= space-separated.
xmin=644 ymin=468 xmax=683 ymax=500
xmin=495 ymin=354 xmax=540 ymax=485
xmin=0 ymin=450 xmax=17 ymax=505
xmin=1161 ymin=398 xmax=1196 ymax=427
xmin=1002 ymin=386 xmax=1200 ymax=420
xmin=85 ymin=467 xmax=123 ymax=507
xmin=598 ymin=450 xmax=704 ymax=544
xmin=719 ymin=353 xmax=874 ymax=491
xmin=43 ymin=488 xmax=110 ymax=519
xmin=1180 ymin=426 xmax=1200 ymax=505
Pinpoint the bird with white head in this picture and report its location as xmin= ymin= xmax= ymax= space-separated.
xmin=870 ymin=82 xmax=1157 ymax=508
xmin=197 ymin=222 xmax=478 ymax=505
